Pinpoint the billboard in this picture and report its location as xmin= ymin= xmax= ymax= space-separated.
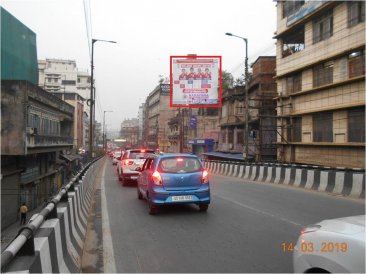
xmin=170 ymin=56 xmax=222 ymax=108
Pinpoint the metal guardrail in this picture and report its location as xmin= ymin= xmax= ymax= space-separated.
xmin=0 ymin=156 xmax=103 ymax=271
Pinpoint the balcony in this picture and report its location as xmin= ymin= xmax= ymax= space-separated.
xmin=220 ymin=115 xmax=244 ymax=126
xmin=27 ymin=134 xmax=73 ymax=148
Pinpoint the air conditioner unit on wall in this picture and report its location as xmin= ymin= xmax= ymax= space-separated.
xmin=27 ymin=127 xmax=38 ymax=135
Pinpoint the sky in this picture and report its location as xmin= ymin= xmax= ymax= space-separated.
xmin=1 ymin=0 xmax=277 ymax=132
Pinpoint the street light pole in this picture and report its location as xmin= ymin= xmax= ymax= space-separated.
xmin=225 ymin=33 xmax=249 ymax=163
xmin=103 ymin=110 xmax=113 ymax=151
xmin=89 ymin=38 xmax=116 ymax=159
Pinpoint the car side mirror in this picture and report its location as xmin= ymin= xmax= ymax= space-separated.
xmin=135 ymin=167 xmax=142 ymax=172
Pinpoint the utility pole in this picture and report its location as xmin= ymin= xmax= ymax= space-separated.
xmin=225 ymin=33 xmax=249 ymax=163
xmin=103 ymin=110 xmax=113 ymax=151
xmin=179 ymin=108 xmax=183 ymax=153
xmin=88 ymin=38 xmax=116 ymax=159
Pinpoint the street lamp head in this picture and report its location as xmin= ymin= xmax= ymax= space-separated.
xmin=92 ymin=38 xmax=117 ymax=44
xmin=225 ymin=32 xmax=233 ymax=36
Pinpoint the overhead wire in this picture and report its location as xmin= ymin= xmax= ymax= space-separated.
xmin=83 ymin=0 xmax=92 ymax=60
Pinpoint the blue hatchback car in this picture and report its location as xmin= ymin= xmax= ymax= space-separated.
xmin=136 ymin=153 xmax=210 ymax=214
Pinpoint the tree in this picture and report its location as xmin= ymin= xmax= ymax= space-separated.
xmin=234 ymin=73 xmax=245 ymax=86
xmin=222 ymin=70 xmax=234 ymax=89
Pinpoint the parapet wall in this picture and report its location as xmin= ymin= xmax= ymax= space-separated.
xmin=2 ymin=158 xmax=104 ymax=273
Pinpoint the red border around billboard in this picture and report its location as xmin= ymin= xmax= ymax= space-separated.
xmin=170 ymin=55 xmax=222 ymax=108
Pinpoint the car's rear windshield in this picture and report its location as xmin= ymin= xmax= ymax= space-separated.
xmin=128 ymin=152 xmax=154 ymax=159
xmin=158 ymin=157 xmax=202 ymax=173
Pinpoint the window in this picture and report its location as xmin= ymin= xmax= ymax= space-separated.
xmin=237 ymin=131 xmax=243 ymax=144
xmin=348 ymin=108 xmax=365 ymax=142
xmin=282 ymin=26 xmax=305 ymax=58
xmin=236 ymin=103 xmax=244 ymax=115
xmin=221 ymin=132 xmax=226 ymax=143
xmin=313 ymin=10 xmax=333 ymax=43
xmin=348 ymin=50 xmax=365 ymax=78
xmin=313 ymin=61 xmax=333 ymax=87
xmin=283 ymin=0 xmax=304 ymax=18
xmin=313 ymin=112 xmax=333 ymax=142
xmin=348 ymin=1 xmax=365 ymax=27
xmin=158 ymin=157 xmax=201 ymax=173
xmin=64 ymin=93 xmax=75 ymax=100
xmin=62 ymin=80 xmax=76 ymax=86
xmin=206 ymin=108 xmax=218 ymax=116
xmin=228 ymin=130 xmax=233 ymax=144
xmin=77 ymin=78 xmax=81 ymax=83
xmin=142 ymin=158 xmax=153 ymax=170
xmin=221 ymin=104 xmax=228 ymax=117
xmin=292 ymin=117 xmax=302 ymax=142
xmin=286 ymin=72 xmax=302 ymax=94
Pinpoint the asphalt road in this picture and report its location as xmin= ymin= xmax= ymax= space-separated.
xmin=100 ymin=158 xmax=365 ymax=273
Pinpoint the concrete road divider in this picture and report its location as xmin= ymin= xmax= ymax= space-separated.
xmin=203 ymin=160 xmax=365 ymax=199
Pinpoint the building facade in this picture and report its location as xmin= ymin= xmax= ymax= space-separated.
xmin=52 ymin=92 xmax=85 ymax=149
xmin=218 ymin=86 xmax=246 ymax=154
xmin=38 ymin=59 xmax=91 ymax=149
xmin=120 ymin=118 xmax=139 ymax=149
xmin=1 ymin=80 xmax=75 ymax=229
xmin=138 ymin=104 xmax=145 ymax=147
xmin=275 ymin=1 xmax=365 ymax=168
xmin=144 ymin=84 xmax=176 ymax=152
xmin=168 ymin=107 xmax=220 ymax=154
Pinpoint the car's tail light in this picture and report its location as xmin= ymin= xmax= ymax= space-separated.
xmin=124 ymin=160 xmax=134 ymax=165
xmin=202 ymin=169 xmax=209 ymax=184
xmin=152 ymin=170 xmax=162 ymax=185
xmin=177 ymin=158 xmax=184 ymax=162
xmin=141 ymin=149 xmax=146 ymax=153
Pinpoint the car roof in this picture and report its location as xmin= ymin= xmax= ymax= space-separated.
xmin=157 ymin=153 xmax=199 ymax=159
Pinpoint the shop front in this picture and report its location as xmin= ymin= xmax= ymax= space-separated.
xmin=188 ymin=139 xmax=215 ymax=158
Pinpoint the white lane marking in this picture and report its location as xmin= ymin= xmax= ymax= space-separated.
xmin=214 ymin=194 xmax=302 ymax=227
xmin=101 ymin=160 xmax=117 ymax=273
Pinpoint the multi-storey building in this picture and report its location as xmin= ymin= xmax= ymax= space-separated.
xmin=52 ymin=92 xmax=85 ymax=149
xmin=1 ymin=7 xmax=79 ymax=230
xmin=247 ymin=56 xmax=277 ymax=161
xmin=120 ymin=118 xmax=139 ymax=149
xmin=218 ymin=56 xmax=277 ymax=161
xmin=1 ymin=80 xmax=75 ymax=228
xmin=275 ymin=1 xmax=365 ymax=168
xmin=83 ymin=111 xmax=89 ymax=149
xmin=144 ymin=84 xmax=176 ymax=151
xmin=218 ymin=86 xmax=246 ymax=154
xmin=138 ymin=104 xmax=145 ymax=147
xmin=38 ymin=59 xmax=91 ymax=149
xmin=168 ymin=108 xmax=220 ymax=155
xmin=38 ymin=59 xmax=78 ymax=93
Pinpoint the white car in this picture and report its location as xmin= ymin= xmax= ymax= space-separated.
xmin=117 ymin=149 xmax=155 ymax=186
xmin=293 ymin=215 xmax=365 ymax=273
xmin=112 ymin=150 xmax=122 ymax=165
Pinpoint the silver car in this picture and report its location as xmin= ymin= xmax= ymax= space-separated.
xmin=117 ymin=149 xmax=155 ymax=186
xmin=293 ymin=215 xmax=365 ymax=273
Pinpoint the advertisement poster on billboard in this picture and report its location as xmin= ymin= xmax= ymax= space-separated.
xmin=170 ymin=56 xmax=222 ymax=108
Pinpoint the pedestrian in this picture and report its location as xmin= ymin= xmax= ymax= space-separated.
xmin=19 ymin=202 xmax=28 ymax=225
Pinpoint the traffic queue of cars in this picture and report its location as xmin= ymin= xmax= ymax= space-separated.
xmin=108 ymin=149 xmax=365 ymax=272
xmin=112 ymin=149 xmax=211 ymax=215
